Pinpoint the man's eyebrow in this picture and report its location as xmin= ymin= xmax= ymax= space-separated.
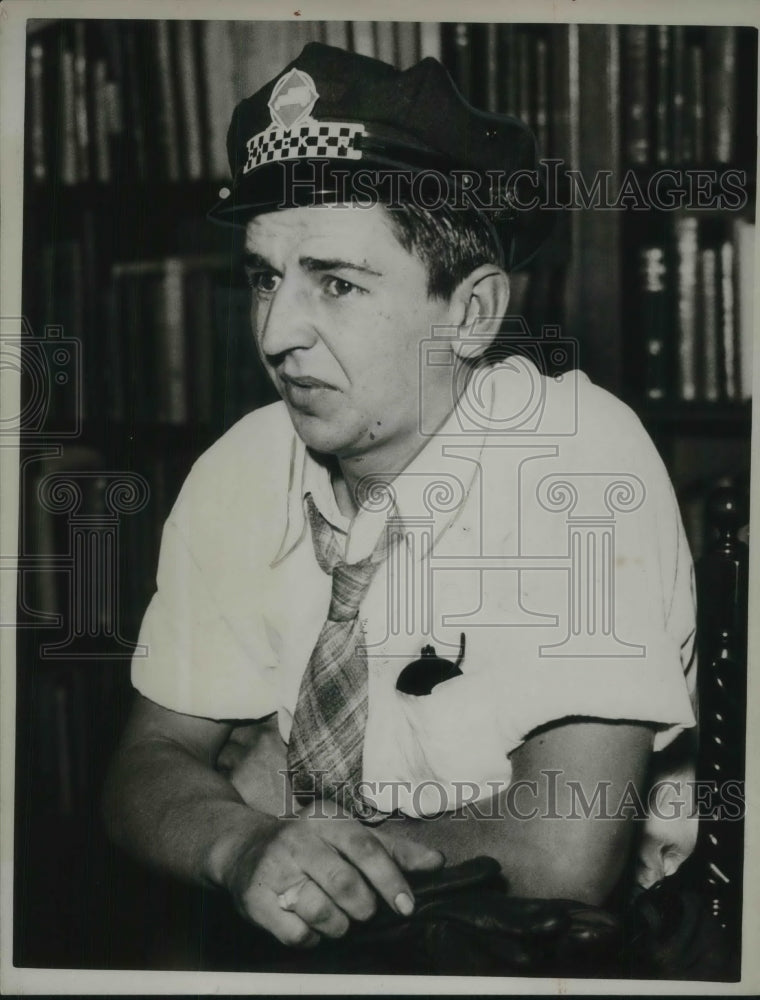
xmin=241 ymin=251 xmax=384 ymax=278
xmin=300 ymin=256 xmax=383 ymax=278
xmin=242 ymin=251 xmax=273 ymax=270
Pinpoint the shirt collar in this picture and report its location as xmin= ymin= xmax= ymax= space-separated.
xmin=270 ymin=370 xmax=495 ymax=568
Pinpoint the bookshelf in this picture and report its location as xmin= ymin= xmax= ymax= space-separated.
xmin=16 ymin=17 xmax=755 ymax=971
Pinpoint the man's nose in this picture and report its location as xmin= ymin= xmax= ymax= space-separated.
xmin=257 ymin=277 xmax=318 ymax=362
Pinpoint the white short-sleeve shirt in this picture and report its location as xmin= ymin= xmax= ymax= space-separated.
xmin=132 ymin=359 xmax=698 ymax=887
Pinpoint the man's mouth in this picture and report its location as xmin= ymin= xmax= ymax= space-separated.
xmin=279 ymin=373 xmax=335 ymax=390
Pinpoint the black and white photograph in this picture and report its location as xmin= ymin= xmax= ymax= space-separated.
xmin=1 ymin=0 xmax=758 ymax=992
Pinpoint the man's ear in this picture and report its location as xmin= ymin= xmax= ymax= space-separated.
xmin=448 ymin=265 xmax=511 ymax=361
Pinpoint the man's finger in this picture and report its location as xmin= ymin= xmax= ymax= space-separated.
xmin=246 ymin=888 xmax=321 ymax=948
xmin=288 ymin=879 xmax=352 ymax=939
xmin=375 ymin=830 xmax=445 ymax=874
xmin=292 ymin=835 xmax=378 ymax=923
xmin=328 ymin=824 xmax=418 ymax=917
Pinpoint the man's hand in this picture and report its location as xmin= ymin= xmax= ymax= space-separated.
xmin=222 ymin=807 xmax=445 ymax=947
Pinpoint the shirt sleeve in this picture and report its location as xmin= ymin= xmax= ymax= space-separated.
xmin=492 ymin=381 xmax=698 ymax=751
xmin=131 ymin=456 xmax=279 ymax=721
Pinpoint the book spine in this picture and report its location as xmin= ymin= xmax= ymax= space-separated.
xmin=27 ymin=39 xmax=47 ymax=181
xmin=123 ymin=23 xmax=148 ymax=180
xmin=534 ymin=34 xmax=550 ymax=155
xmin=200 ymin=22 xmax=236 ymax=179
xmin=706 ymin=27 xmax=737 ymax=163
xmin=73 ymin=21 xmax=91 ymax=182
xmin=699 ymin=246 xmax=720 ymax=401
xmin=498 ymin=24 xmax=517 ymax=116
xmin=516 ymin=28 xmax=532 ymax=131
xmin=173 ymin=20 xmax=203 ymax=181
xmin=621 ymin=25 xmax=649 ymax=165
xmin=452 ymin=23 xmax=473 ymax=100
xmin=639 ymin=244 xmax=670 ymax=401
xmin=158 ymin=258 xmax=187 ymax=425
xmin=91 ymin=55 xmax=111 ymax=183
xmin=374 ymin=21 xmax=396 ymax=66
xmin=719 ymin=238 xmax=738 ymax=401
xmin=674 ymin=216 xmax=700 ymax=400
xmin=153 ymin=20 xmax=180 ymax=180
xmin=351 ymin=21 xmax=376 ymax=58
xmin=395 ymin=21 xmax=419 ymax=70
xmin=653 ymin=25 xmax=670 ymax=165
xmin=419 ymin=21 xmax=441 ymax=61
xmin=484 ymin=23 xmax=499 ymax=113
xmin=670 ymin=26 xmax=686 ymax=164
xmin=687 ymin=40 xmax=705 ymax=164
xmin=323 ymin=20 xmax=350 ymax=52
xmin=735 ymin=218 xmax=755 ymax=400
xmin=59 ymin=29 xmax=78 ymax=185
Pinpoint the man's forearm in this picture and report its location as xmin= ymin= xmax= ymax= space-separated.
xmin=102 ymin=738 xmax=279 ymax=890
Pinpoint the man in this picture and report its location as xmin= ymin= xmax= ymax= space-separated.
xmin=104 ymin=43 xmax=698 ymax=972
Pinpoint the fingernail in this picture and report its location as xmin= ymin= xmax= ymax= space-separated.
xmin=395 ymin=891 xmax=414 ymax=916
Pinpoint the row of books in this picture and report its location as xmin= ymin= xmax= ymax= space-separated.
xmin=20 ymin=442 xmax=196 ymax=648
xmin=33 ymin=223 xmax=277 ymax=429
xmin=621 ymin=25 xmax=743 ymax=167
xmin=24 ymin=19 xmax=443 ymax=185
xmin=107 ymin=254 xmax=278 ymax=426
xmin=638 ymin=216 xmax=754 ymax=403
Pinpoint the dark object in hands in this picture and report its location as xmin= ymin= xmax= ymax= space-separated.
xmin=328 ymin=856 xmax=622 ymax=976
xmin=395 ymin=633 xmax=466 ymax=696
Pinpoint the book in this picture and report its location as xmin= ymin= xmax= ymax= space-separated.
xmin=27 ymin=38 xmax=47 ymax=181
xmin=72 ymin=21 xmax=91 ymax=182
xmin=199 ymin=21 xmax=236 ymax=179
xmin=483 ymin=23 xmax=499 ymax=112
xmin=534 ymin=34 xmax=550 ymax=155
xmin=673 ymin=215 xmax=700 ymax=400
xmin=516 ymin=28 xmax=533 ymax=132
xmin=91 ymin=54 xmax=111 ymax=182
xmin=173 ymin=20 xmax=204 ymax=180
xmin=419 ymin=21 xmax=442 ymax=61
xmin=639 ymin=242 xmax=670 ymax=401
xmin=734 ymin=217 xmax=755 ymax=400
xmin=122 ymin=21 xmax=149 ymax=180
xmin=395 ymin=21 xmax=419 ymax=70
xmin=152 ymin=20 xmax=181 ymax=180
xmin=157 ymin=258 xmax=187 ymax=424
xmin=685 ymin=38 xmax=705 ymax=164
xmin=719 ymin=236 xmax=738 ymax=401
xmin=498 ymin=24 xmax=517 ymax=116
xmin=323 ymin=20 xmax=350 ymax=52
xmin=374 ymin=21 xmax=396 ymax=66
xmin=706 ymin=27 xmax=737 ymax=163
xmin=653 ymin=25 xmax=670 ymax=164
xmin=621 ymin=25 xmax=649 ymax=165
xmin=452 ymin=23 xmax=473 ymax=100
xmin=670 ymin=26 xmax=686 ymax=164
xmin=59 ymin=26 xmax=78 ymax=184
xmin=351 ymin=21 xmax=376 ymax=58
xmin=699 ymin=245 xmax=720 ymax=401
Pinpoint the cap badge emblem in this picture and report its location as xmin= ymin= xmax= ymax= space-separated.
xmin=268 ymin=68 xmax=319 ymax=130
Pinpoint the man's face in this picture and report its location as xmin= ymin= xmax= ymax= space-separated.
xmin=244 ymin=203 xmax=457 ymax=463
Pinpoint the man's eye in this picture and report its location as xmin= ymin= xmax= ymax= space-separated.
xmin=323 ymin=276 xmax=361 ymax=298
xmin=247 ymin=271 xmax=281 ymax=295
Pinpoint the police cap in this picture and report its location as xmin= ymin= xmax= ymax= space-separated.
xmin=208 ymin=42 xmax=558 ymax=270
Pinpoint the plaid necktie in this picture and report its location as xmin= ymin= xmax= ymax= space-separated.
xmin=287 ymin=493 xmax=392 ymax=816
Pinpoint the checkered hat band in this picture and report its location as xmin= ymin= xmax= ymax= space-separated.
xmin=242 ymin=121 xmax=365 ymax=174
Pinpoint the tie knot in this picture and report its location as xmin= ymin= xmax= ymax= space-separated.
xmin=304 ymin=493 xmax=391 ymax=622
